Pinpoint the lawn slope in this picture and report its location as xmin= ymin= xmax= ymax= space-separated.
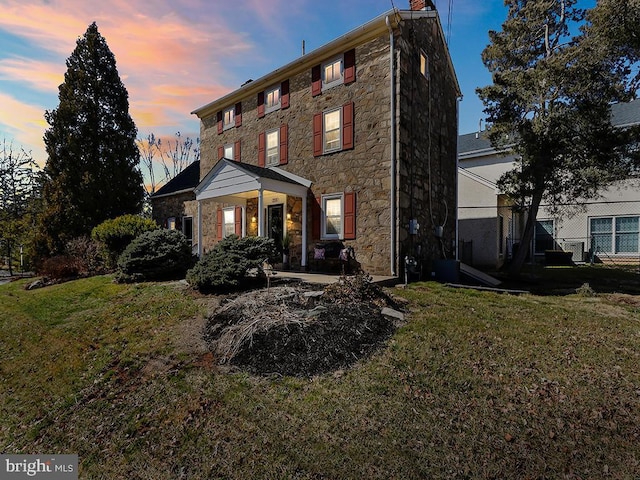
xmin=1 ymin=275 xmax=639 ymax=479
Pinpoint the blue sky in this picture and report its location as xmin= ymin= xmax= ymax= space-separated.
xmin=0 ymin=0 xmax=511 ymax=165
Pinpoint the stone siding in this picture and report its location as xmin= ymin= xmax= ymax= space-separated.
xmin=197 ymin=16 xmax=458 ymax=276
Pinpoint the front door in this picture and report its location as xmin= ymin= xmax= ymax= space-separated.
xmin=267 ymin=204 xmax=284 ymax=253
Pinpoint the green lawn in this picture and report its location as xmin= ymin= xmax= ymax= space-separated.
xmin=1 ymin=273 xmax=639 ymax=479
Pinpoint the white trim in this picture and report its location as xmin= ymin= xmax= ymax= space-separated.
xmin=264 ymin=84 xmax=281 ymax=114
xmin=222 ymin=105 xmax=235 ymax=131
xmin=321 ymin=193 xmax=344 ymax=240
xmin=321 ymin=55 xmax=344 ymax=91
xmin=323 ymin=107 xmax=342 ymax=153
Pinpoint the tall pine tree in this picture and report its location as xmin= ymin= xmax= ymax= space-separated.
xmin=477 ymin=0 xmax=640 ymax=275
xmin=38 ymin=22 xmax=143 ymax=255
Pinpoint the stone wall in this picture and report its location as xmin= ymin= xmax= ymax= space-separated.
xmin=151 ymin=192 xmax=195 ymax=228
xmin=197 ymin=16 xmax=458 ymax=276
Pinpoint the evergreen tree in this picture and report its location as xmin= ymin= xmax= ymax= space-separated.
xmin=477 ymin=0 xmax=640 ymax=275
xmin=38 ymin=22 xmax=143 ymax=255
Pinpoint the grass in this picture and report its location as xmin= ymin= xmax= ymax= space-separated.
xmin=1 ymin=270 xmax=640 ymax=478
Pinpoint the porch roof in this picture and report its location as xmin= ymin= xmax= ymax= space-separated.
xmin=195 ymin=158 xmax=312 ymax=201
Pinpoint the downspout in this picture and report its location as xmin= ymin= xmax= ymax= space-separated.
xmin=386 ymin=14 xmax=397 ymax=276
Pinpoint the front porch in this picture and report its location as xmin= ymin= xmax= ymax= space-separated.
xmin=194 ymin=159 xmax=312 ymax=269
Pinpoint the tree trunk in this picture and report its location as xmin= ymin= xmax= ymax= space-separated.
xmin=6 ymin=240 xmax=13 ymax=277
xmin=508 ymin=191 xmax=544 ymax=277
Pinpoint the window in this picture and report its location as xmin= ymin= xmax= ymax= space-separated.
xmin=258 ymin=125 xmax=288 ymax=167
xmin=223 ymin=208 xmax=235 ymax=238
xmin=323 ymin=109 xmax=341 ymax=153
xmin=313 ymin=102 xmax=353 ymax=156
xmin=323 ymin=57 xmax=343 ymax=89
xmin=312 ymin=49 xmax=355 ymax=96
xmin=498 ymin=215 xmax=504 ymax=255
xmin=265 ymin=85 xmax=281 ymax=113
xmin=591 ymin=216 xmax=640 ymax=254
xmin=420 ymin=51 xmax=429 ymax=78
xmin=266 ymin=129 xmax=279 ymax=166
xmin=167 ymin=217 xmax=176 ymax=230
xmin=534 ymin=219 xmax=554 ymax=254
xmin=313 ymin=192 xmax=356 ymax=240
xmin=182 ymin=217 xmax=193 ymax=244
xmin=322 ymin=195 xmax=343 ymax=239
xmin=223 ymin=143 xmax=234 ymax=160
xmin=222 ymin=106 xmax=235 ymax=130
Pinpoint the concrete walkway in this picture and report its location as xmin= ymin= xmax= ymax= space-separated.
xmin=271 ymin=270 xmax=399 ymax=286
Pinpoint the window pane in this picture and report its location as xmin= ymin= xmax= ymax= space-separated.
xmin=591 ymin=218 xmax=612 ymax=253
xmin=224 ymin=144 xmax=233 ymax=159
xmin=324 ymin=60 xmax=341 ymax=84
xmin=266 ymin=88 xmax=280 ymax=107
xmin=325 ymin=198 xmax=342 ymax=236
xmin=266 ymin=130 xmax=279 ymax=165
xmin=224 ymin=209 xmax=235 ymax=237
xmin=324 ymin=110 xmax=341 ymax=151
xmin=534 ymin=220 xmax=554 ymax=253
xmin=615 ymin=217 xmax=639 ymax=253
xmin=223 ymin=107 xmax=234 ymax=127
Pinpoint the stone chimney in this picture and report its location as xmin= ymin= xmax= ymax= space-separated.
xmin=410 ymin=0 xmax=436 ymax=10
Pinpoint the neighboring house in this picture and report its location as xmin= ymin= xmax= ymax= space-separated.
xmin=458 ymin=100 xmax=640 ymax=269
xmin=152 ymin=0 xmax=461 ymax=276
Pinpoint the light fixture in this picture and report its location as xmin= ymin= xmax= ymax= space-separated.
xmin=251 ymin=216 xmax=257 ymax=223
xmin=286 ymin=213 xmax=292 ymax=220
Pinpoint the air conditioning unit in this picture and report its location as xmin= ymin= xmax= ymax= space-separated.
xmin=563 ymin=242 xmax=585 ymax=262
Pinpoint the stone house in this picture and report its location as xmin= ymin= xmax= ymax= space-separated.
xmin=152 ymin=0 xmax=461 ymax=276
xmin=458 ymin=100 xmax=640 ymax=269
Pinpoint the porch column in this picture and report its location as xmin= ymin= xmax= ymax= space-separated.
xmin=257 ymin=188 xmax=265 ymax=237
xmin=197 ymin=200 xmax=203 ymax=257
xmin=301 ymin=193 xmax=307 ymax=267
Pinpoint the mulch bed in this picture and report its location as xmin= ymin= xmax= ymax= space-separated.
xmin=203 ymin=280 xmax=400 ymax=377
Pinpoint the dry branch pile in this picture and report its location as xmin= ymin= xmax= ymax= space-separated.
xmin=204 ymin=279 xmax=399 ymax=377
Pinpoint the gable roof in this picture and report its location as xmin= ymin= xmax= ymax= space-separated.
xmin=459 ymin=100 xmax=640 ymax=157
xmin=151 ymin=160 xmax=200 ymax=198
xmin=192 ymin=8 xmax=460 ymax=119
xmin=195 ymin=158 xmax=311 ymax=201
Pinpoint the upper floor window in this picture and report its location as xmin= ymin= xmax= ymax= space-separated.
xmin=311 ymin=49 xmax=355 ymax=96
xmin=266 ymin=129 xmax=280 ymax=166
xmin=223 ymin=143 xmax=234 ymax=159
xmin=313 ymin=102 xmax=354 ymax=156
xmin=258 ymin=80 xmax=290 ymax=118
xmin=217 ymin=102 xmax=242 ymax=134
xmin=323 ymin=57 xmax=343 ymax=89
xmin=265 ymin=85 xmax=281 ymax=113
xmin=420 ymin=51 xmax=429 ymax=78
xmin=323 ymin=108 xmax=342 ymax=153
xmin=222 ymin=106 xmax=235 ymax=130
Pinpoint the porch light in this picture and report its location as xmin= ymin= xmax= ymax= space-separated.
xmin=251 ymin=216 xmax=257 ymax=223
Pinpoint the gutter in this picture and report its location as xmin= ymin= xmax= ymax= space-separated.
xmin=386 ymin=14 xmax=397 ymax=277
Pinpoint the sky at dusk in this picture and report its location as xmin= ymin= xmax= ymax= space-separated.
xmin=0 ymin=0 xmax=582 ymax=167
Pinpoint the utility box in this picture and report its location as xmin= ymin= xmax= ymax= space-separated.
xmin=432 ymin=259 xmax=460 ymax=283
xmin=563 ymin=242 xmax=585 ymax=263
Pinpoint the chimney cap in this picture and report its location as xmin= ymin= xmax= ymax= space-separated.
xmin=410 ymin=0 xmax=436 ymax=10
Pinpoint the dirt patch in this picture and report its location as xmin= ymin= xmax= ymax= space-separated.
xmin=204 ymin=279 xmax=402 ymax=377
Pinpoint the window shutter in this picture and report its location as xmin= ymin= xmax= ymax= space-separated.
xmin=234 ymin=140 xmax=241 ymax=162
xmin=312 ymin=196 xmax=321 ymax=239
xmin=281 ymin=80 xmax=290 ymax=109
xmin=258 ymin=132 xmax=266 ymax=167
xmin=344 ymin=49 xmax=356 ymax=84
xmin=313 ymin=113 xmax=323 ymax=157
xmin=311 ymin=65 xmax=322 ymax=96
xmin=235 ymin=102 xmax=242 ymax=127
xmin=343 ymin=192 xmax=356 ymax=240
xmin=279 ymin=124 xmax=288 ymax=165
xmin=218 ymin=145 xmax=224 ymax=160
xmin=216 ymin=208 xmax=223 ymax=239
xmin=342 ymin=101 xmax=354 ymax=150
xmin=257 ymin=91 xmax=265 ymax=118
xmin=217 ymin=111 xmax=223 ymax=134
xmin=234 ymin=206 xmax=243 ymax=236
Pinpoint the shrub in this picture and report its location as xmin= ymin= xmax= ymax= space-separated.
xmin=65 ymin=236 xmax=105 ymax=276
xmin=39 ymin=255 xmax=82 ymax=280
xmin=115 ymin=229 xmax=194 ymax=283
xmin=91 ymin=214 xmax=158 ymax=268
xmin=186 ymin=235 xmax=277 ymax=292
xmin=323 ymin=271 xmax=384 ymax=306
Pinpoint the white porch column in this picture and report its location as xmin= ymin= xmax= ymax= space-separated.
xmin=197 ymin=200 xmax=203 ymax=257
xmin=301 ymin=193 xmax=308 ymax=267
xmin=257 ymin=188 xmax=265 ymax=237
